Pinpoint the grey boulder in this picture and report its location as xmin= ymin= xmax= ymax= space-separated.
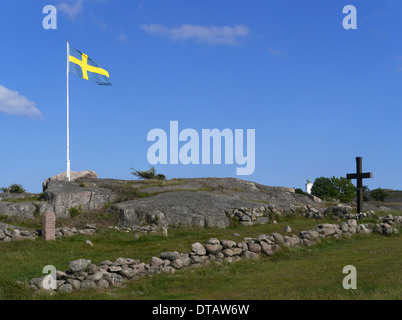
xmin=69 ymin=259 xmax=91 ymax=273
xmin=205 ymin=244 xmax=223 ymax=254
xmin=44 ymin=180 xmax=117 ymax=218
xmin=0 ymin=202 xmax=36 ymax=220
xmin=191 ymin=242 xmax=207 ymax=255
xmin=105 ymin=273 xmax=124 ymax=287
xmin=42 ymin=170 xmax=98 ymax=191
xmin=150 ymin=256 xmax=164 ymax=267
xmin=160 ymin=252 xmax=181 ymax=261
xmin=80 ymin=280 xmax=97 ymax=290
xmin=57 ymin=284 xmax=73 ymax=293
xmin=324 ymin=204 xmax=352 ymax=217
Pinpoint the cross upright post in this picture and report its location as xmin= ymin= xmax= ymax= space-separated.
xmin=346 ymin=157 xmax=373 ymax=214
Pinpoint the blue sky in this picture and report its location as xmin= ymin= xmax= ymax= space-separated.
xmin=1 ymin=0 xmax=402 ymax=193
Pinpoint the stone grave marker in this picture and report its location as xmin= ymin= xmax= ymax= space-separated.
xmin=42 ymin=209 xmax=56 ymax=241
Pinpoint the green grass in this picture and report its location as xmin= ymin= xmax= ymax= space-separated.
xmin=0 ymin=216 xmax=42 ymax=230
xmin=0 ymin=216 xmax=400 ymax=300
xmin=68 ymin=204 xmax=83 ymax=219
xmin=118 ymin=234 xmax=401 ymax=300
xmin=135 ymin=179 xmax=187 ymax=189
xmin=3 ymin=194 xmax=45 ymax=204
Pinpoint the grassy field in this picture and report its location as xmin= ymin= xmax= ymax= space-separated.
xmin=0 ymin=216 xmax=401 ymax=300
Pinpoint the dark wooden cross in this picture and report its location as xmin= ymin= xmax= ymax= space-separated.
xmin=346 ymin=157 xmax=373 ymax=214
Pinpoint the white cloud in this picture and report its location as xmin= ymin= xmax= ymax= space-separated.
xmin=58 ymin=0 xmax=110 ymax=19
xmin=395 ymin=56 xmax=402 ymax=71
xmin=57 ymin=0 xmax=85 ymax=19
xmin=141 ymin=24 xmax=250 ymax=46
xmin=267 ymin=47 xmax=283 ymax=57
xmin=0 ymin=85 xmax=42 ymax=119
xmin=118 ymin=34 xmax=129 ymax=44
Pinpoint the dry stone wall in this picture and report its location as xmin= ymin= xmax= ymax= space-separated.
xmin=0 ymin=224 xmax=97 ymax=243
xmin=226 ymin=204 xmax=378 ymax=226
xmin=28 ymin=214 xmax=401 ymax=294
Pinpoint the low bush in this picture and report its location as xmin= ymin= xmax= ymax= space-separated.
xmin=131 ymin=166 xmax=165 ymax=180
xmin=0 ymin=184 xmax=26 ymax=194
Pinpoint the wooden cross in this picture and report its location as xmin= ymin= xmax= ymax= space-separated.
xmin=346 ymin=157 xmax=373 ymax=214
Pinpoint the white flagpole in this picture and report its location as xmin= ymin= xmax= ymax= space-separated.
xmin=66 ymin=40 xmax=71 ymax=181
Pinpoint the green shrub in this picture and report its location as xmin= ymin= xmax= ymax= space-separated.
xmin=0 ymin=184 xmax=25 ymax=194
xmin=311 ymin=176 xmax=355 ymax=203
xmin=370 ymin=188 xmax=389 ymax=202
xmin=131 ymin=166 xmax=166 ymax=180
xmin=294 ymin=188 xmax=307 ymax=195
xmin=331 ymin=177 xmax=355 ymax=203
xmin=311 ymin=177 xmax=337 ymax=201
xmin=68 ymin=204 xmax=83 ymax=218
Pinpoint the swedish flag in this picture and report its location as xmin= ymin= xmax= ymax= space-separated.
xmin=69 ymin=46 xmax=111 ymax=86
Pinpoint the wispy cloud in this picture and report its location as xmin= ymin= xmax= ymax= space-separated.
xmin=141 ymin=24 xmax=250 ymax=46
xmin=118 ymin=34 xmax=129 ymax=44
xmin=267 ymin=47 xmax=283 ymax=57
xmin=385 ymin=0 xmax=402 ymax=7
xmin=90 ymin=13 xmax=109 ymax=29
xmin=57 ymin=0 xmax=85 ymax=19
xmin=360 ymin=11 xmax=390 ymax=27
xmin=396 ymin=56 xmax=402 ymax=72
xmin=0 ymin=85 xmax=42 ymax=119
xmin=57 ymin=0 xmax=110 ymax=19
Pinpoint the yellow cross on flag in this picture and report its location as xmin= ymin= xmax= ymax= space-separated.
xmin=69 ymin=46 xmax=111 ymax=85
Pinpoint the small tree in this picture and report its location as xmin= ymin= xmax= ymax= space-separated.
xmin=331 ymin=176 xmax=355 ymax=203
xmin=311 ymin=177 xmax=337 ymax=201
xmin=0 ymin=184 xmax=25 ymax=194
xmin=370 ymin=188 xmax=389 ymax=202
xmin=131 ymin=166 xmax=166 ymax=180
xmin=311 ymin=176 xmax=355 ymax=203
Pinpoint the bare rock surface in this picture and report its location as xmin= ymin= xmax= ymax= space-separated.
xmin=0 ymin=202 xmax=36 ymax=220
xmin=42 ymin=170 xmax=98 ymax=191
xmin=43 ymin=180 xmax=118 ymax=218
xmin=105 ymin=177 xmax=318 ymax=228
